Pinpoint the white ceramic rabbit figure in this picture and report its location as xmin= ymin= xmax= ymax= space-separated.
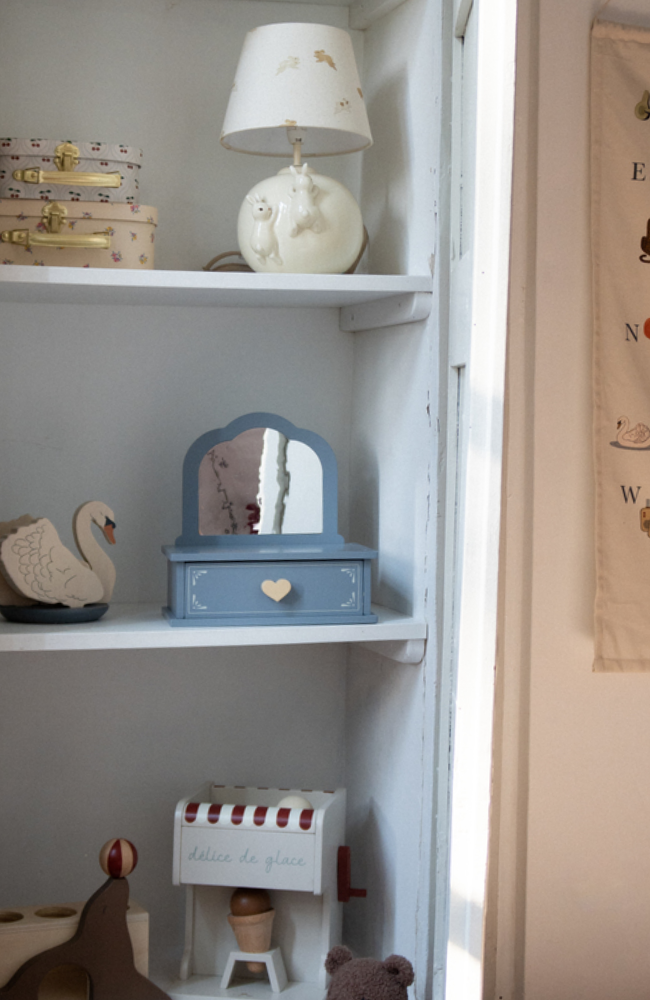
xmin=288 ymin=164 xmax=324 ymax=237
xmin=247 ymin=193 xmax=282 ymax=265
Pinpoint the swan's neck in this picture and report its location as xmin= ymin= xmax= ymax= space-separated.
xmin=73 ymin=510 xmax=116 ymax=603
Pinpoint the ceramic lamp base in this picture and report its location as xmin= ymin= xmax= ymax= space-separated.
xmin=237 ymin=164 xmax=365 ymax=274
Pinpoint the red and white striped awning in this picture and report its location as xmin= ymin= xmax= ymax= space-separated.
xmin=182 ymin=801 xmax=316 ymax=833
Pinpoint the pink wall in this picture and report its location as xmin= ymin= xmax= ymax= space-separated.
xmin=492 ymin=1 xmax=650 ymax=997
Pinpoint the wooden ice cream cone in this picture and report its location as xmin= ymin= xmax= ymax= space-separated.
xmin=227 ymin=909 xmax=275 ymax=972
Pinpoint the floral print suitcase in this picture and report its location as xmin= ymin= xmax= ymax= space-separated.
xmin=0 ymin=199 xmax=157 ymax=268
xmin=0 ymin=138 xmax=142 ymax=204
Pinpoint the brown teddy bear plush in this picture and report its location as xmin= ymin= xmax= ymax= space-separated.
xmin=325 ymin=946 xmax=414 ymax=1000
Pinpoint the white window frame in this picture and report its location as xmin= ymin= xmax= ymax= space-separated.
xmin=433 ymin=1 xmax=518 ymax=997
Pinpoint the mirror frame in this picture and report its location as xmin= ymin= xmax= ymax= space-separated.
xmin=176 ymin=412 xmax=343 ymax=547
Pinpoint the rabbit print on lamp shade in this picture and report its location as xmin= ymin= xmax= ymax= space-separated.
xmin=221 ymin=23 xmax=373 ymax=274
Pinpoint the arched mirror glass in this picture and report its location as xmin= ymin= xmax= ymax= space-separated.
xmin=197 ymin=426 xmax=323 ymax=536
xmin=176 ymin=413 xmax=341 ymax=547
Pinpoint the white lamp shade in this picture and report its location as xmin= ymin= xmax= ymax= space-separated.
xmin=221 ymin=23 xmax=373 ymax=157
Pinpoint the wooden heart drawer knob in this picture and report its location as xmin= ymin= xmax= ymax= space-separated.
xmin=261 ymin=578 xmax=292 ymax=602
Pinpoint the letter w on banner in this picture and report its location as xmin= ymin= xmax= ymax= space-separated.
xmin=592 ymin=18 xmax=650 ymax=669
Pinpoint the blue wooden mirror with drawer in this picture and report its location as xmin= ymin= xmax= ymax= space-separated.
xmin=162 ymin=413 xmax=377 ymax=626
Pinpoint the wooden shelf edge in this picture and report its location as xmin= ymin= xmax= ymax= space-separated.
xmin=0 ymin=603 xmax=427 ymax=654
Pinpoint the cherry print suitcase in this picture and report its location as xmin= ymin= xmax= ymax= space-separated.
xmin=0 ymin=138 xmax=142 ymax=204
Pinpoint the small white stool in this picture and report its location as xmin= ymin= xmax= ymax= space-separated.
xmin=221 ymin=947 xmax=288 ymax=993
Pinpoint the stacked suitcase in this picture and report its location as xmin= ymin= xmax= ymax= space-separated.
xmin=0 ymin=138 xmax=157 ymax=268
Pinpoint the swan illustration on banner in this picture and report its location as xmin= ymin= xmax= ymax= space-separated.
xmin=0 ymin=501 xmax=116 ymax=614
xmin=614 ymin=416 xmax=650 ymax=448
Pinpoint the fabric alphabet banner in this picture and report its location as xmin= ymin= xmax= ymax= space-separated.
xmin=592 ymin=19 xmax=650 ymax=670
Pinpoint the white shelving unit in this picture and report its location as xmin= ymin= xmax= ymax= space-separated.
xmin=0 ymin=0 xmax=449 ymax=997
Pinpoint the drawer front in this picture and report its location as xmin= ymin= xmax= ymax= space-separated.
xmin=185 ymin=560 xmax=363 ymax=618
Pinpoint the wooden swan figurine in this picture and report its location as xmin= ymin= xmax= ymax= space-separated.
xmin=616 ymin=416 xmax=650 ymax=448
xmin=0 ymin=501 xmax=116 ymax=608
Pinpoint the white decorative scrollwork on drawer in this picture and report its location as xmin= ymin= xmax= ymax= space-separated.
xmin=191 ymin=569 xmax=208 ymax=610
xmin=340 ymin=566 xmax=358 ymax=608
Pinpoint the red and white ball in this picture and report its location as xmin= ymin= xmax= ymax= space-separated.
xmin=99 ymin=838 xmax=138 ymax=878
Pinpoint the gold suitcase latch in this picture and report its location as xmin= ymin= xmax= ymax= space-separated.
xmin=1 ymin=201 xmax=111 ymax=249
xmin=12 ymin=142 xmax=122 ymax=189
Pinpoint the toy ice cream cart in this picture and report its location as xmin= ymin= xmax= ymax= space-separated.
xmin=170 ymin=785 xmax=364 ymax=1000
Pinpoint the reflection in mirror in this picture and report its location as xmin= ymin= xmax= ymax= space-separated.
xmin=198 ymin=427 xmax=323 ymax=536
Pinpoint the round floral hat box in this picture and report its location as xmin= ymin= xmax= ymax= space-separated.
xmin=0 ymin=199 xmax=157 ymax=269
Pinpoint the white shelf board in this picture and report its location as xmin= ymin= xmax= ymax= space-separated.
xmin=0 ymin=603 xmax=426 ymax=653
xmin=0 ymin=267 xmax=432 ymax=309
xmin=163 ymin=975 xmax=325 ymax=1000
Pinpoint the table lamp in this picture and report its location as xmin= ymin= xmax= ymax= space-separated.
xmin=221 ymin=22 xmax=373 ymax=274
